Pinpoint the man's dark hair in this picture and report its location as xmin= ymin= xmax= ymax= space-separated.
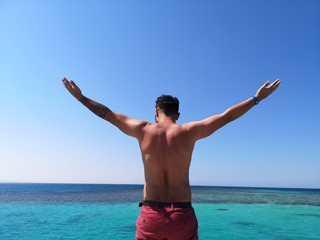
xmin=155 ymin=95 xmax=179 ymax=116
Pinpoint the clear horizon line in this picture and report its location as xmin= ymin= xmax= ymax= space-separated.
xmin=0 ymin=181 xmax=319 ymax=190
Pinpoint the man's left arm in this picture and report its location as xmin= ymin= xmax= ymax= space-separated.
xmin=185 ymin=79 xmax=281 ymax=141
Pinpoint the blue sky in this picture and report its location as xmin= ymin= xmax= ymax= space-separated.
xmin=0 ymin=0 xmax=319 ymax=188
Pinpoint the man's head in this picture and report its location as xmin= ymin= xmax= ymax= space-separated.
xmin=155 ymin=95 xmax=180 ymax=122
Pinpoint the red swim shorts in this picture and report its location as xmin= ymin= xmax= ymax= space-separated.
xmin=136 ymin=202 xmax=198 ymax=240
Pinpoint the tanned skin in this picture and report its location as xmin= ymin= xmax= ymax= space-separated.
xmin=62 ymin=77 xmax=281 ymax=202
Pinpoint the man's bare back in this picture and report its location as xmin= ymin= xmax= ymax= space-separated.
xmin=140 ymin=121 xmax=195 ymax=202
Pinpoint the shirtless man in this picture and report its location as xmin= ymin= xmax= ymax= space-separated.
xmin=62 ymin=77 xmax=280 ymax=240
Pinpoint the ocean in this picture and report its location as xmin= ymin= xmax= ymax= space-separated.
xmin=0 ymin=183 xmax=319 ymax=240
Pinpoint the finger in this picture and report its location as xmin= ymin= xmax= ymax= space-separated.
xmin=262 ymin=81 xmax=270 ymax=89
xmin=70 ymin=80 xmax=79 ymax=90
xmin=271 ymin=79 xmax=281 ymax=89
xmin=63 ymin=79 xmax=71 ymax=87
xmin=61 ymin=77 xmax=69 ymax=84
xmin=270 ymin=79 xmax=280 ymax=86
xmin=62 ymin=78 xmax=72 ymax=89
xmin=266 ymin=80 xmax=278 ymax=89
xmin=268 ymin=80 xmax=281 ymax=94
xmin=274 ymin=80 xmax=281 ymax=88
xmin=62 ymin=77 xmax=68 ymax=85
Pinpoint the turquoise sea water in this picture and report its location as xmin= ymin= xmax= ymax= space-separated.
xmin=0 ymin=184 xmax=319 ymax=240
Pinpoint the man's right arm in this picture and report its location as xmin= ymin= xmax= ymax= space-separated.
xmin=62 ymin=77 xmax=112 ymax=120
xmin=62 ymin=77 xmax=150 ymax=139
xmin=185 ymin=79 xmax=281 ymax=141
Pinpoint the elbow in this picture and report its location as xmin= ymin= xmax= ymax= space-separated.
xmin=222 ymin=109 xmax=240 ymax=124
xmin=220 ymin=111 xmax=233 ymax=125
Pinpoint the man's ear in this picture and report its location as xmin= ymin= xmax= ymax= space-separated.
xmin=155 ymin=108 xmax=160 ymax=123
xmin=176 ymin=112 xmax=180 ymax=120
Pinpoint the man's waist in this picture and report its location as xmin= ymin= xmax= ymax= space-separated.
xmin=139 ymin=200 xmax=192 ymax=208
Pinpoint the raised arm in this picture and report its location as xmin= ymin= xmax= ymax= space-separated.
xmin=185 ymin=79 xmax=281 ymax=141
xmin=62 ymin=77 xmax=150 ymax=139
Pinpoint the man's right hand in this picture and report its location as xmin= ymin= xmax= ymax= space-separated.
xmin=62 ymin=77 xmax=83 ymax=100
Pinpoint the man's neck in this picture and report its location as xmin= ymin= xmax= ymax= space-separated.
xmin=157 ymin=116 xmax=176 ymax=124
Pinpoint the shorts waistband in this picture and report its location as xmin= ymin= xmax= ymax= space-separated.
xmin=139 ymin=201 xmax=192 ymax=208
